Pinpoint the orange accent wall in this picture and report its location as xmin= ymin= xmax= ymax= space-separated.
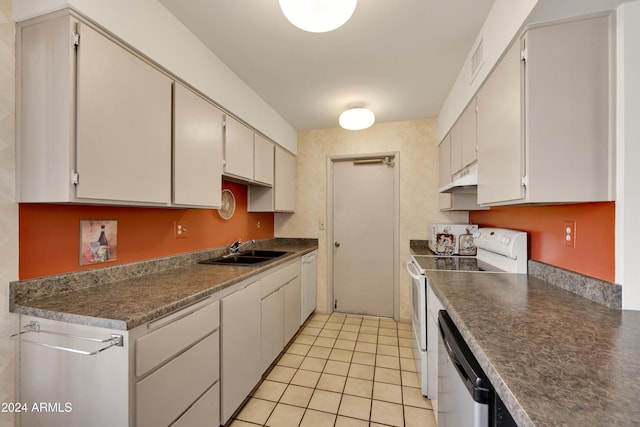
xmin=469 ymin=202 xmax=615 ymax=282
xmin=18 ymin=181 xmax=274 ymax=279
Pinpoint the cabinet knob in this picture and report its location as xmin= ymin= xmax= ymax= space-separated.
xmin=334 ymin=241 xmax=341 ymax=248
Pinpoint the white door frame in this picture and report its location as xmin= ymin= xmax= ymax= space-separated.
xmin=326 ymin=152 xmax=400 ymax=320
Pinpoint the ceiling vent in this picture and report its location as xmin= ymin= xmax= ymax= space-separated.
xmin=471 ymin=38 xmax=484 ymax=81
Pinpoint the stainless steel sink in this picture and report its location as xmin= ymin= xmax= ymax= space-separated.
xmin=199 ymin=250 xmax=289 ymax=265
xmin=238 ymin=250 xmax=288 ymax=258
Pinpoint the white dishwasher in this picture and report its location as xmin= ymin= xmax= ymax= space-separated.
xmin=300 ymin=250 xmax=317 ymax=324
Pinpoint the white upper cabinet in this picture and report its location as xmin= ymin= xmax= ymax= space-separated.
xmin=248 ymin=146 xmax=296 ymax=212
xmin=438 ymin=134 xmax=452 ymax=189
xmin=224 ymin=119 xmax=278 ymax=187
xmin=75 ymin=22 xmax=172 ymax=204
xmin=17 ymin=11 xmax=173 ymax=205
xmin=223 ymin=115 xmax=255 ymax=181
xmin=254 ymin=134 xmax=275 ymax=186
xmin=274 ymin=147 xmax=296 ymax=212
xmin=450 ymin=98 xmax=477 ymax=175
xmin=476 ymin=40 xmax=524 ymax=205
xmin=477 ymin=13 xmax=614 ymax=206
xmin=17 ymin=10 xmax=295 ymax=209
xmin=173 ymin=83 xmax=224 ymax=208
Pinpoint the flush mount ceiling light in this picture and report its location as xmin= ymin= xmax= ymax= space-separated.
xmin=279 ymin=0 xmax=357 ymax=33
xmin=339 ymin=107 xmax=375 ymax=130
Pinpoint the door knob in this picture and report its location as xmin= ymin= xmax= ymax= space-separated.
xmin=334 ymin=241 xmax=341 ymax=247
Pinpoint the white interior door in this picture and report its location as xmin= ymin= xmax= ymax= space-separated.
xmin=332 ymin=157 xmax=396 ymax=317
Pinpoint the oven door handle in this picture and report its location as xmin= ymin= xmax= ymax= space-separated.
xmin=406 ymin=261 xmax=423 ymax=280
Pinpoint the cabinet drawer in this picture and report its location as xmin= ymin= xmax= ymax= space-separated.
xmin=136 ymin=300 xmax=219 ymax=377
xmin=261 ymin=260 xmax=300 ymax=299
xmin=171 ymin=381 xmax=220 ymax=427
xmin=136 ymin=331 xmax=219 ymax=427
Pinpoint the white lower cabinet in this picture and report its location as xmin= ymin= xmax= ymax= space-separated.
xmin=17 ymin=298 xmax=220 ymax=427
xmin=136 ymin=331 xmax=219 ymax=427
xmin=172 ymin=382 xmax=220 ymax=427
xmin=284 ymin=275 xmax=301 ymax=343
xmin=221 ymin=279 xmax=262 ymax=424
xmin=17 ymin=256 xmax=308 ymax=427
xmin=134 ymin=299 xmax=220 ymax=427
xmin=261 ymin=287 xmax=285 ymax=372
xmin=260 ymin=259 xmax=302 ymax=373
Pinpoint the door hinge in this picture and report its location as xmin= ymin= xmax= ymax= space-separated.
xmin=521 ymin=175 xmax=528 ymax=188
xmin=73 ymin=31 xmax=80 ymax=48
xmin=72 ymin=170 xmax=79 ymax=186
xmin=520 ymin=46 xmax=527 ymax=62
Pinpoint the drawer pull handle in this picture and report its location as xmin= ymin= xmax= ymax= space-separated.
xmin=10 ymin=321 xmax=124 ymax=356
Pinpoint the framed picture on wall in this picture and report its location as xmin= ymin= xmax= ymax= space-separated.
xmin=80 ymin=220 xmax=118 ymax=265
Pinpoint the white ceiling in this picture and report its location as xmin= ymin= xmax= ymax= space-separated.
xmin=159 ymin=0 xmax=495 ymax=131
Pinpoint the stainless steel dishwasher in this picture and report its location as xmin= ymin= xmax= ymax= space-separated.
xmin=438 ymin=310 xmax=517 ymax=427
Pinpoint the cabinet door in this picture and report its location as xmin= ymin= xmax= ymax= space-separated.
xmin=221 ymin=280 xmax=261 ymax=424
xmin=136 ymin=332 xmax=219 ymax=427
xmin=438 ymin=134 xmax=452 ymax=188
xmin=224 ymin=115 xmax=254 ymax=180
xmin=17 ymin=14 xmax=76 ymax=203
xmin=254 ymin=134 xmax=275 ymax=186
xmin=171 ymin=382 xmax=219 ymax=427
xmin=261 ymin=288 xmax=284 ymax=373
xmin=284 ymin=276 xmax=301 ymax=344
xmin=459 ymin=98 xmax=478 ymax=169
xmin=524 ymin=15 xmax=612 ymax=203
xmin=450 ymin=125 xmax=462 ymax=175
xmin=173 ymin=82 xmax=223 ymax=207
xmin=476 ymin=40 xmax=524 ymax=205
xmin=75 ymin=22 xmax=172 ymax=204
xmin=275 ymin=147 xmax=296 ymax=212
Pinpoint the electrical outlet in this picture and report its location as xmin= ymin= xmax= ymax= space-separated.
xmin=564 ymin=221 xmax=576 ymax=248
xmin=174 ymin=221 xmax=189 ymax=239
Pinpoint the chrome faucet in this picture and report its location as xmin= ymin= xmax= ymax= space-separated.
xmin=229 ymin=239 xmax=255 ymax=255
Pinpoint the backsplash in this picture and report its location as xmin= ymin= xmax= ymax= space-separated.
xmin=528 ymin=260 xmax=621 ymax=309
xmin=470 ymin=202 xmax=614 ymax=282
xmin=18 ymin=181 xmax=274 ymax=279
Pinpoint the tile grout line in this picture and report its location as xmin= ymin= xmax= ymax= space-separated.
xmin=232 ymin=313 xmax=433 ymax=427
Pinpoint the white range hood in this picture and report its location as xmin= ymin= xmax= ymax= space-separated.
xmin=438 ymin=163 xmax=478 ymax=193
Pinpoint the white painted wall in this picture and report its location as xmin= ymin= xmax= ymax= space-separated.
xmin=616 ymin=1 xmax=640 ymax=310
xmin=0 ymin=1 xmax=17 ymax=425
xmin=12 ymin=0 xmax=298 ymax=153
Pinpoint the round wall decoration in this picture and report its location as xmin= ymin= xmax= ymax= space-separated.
xmin=218 ymin=189 xmax=236 ymax=220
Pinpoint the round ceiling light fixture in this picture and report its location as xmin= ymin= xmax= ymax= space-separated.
xmin=279 ymin=0 xmax=357 ymax=33
xmin=339 ymin=107 xmax=375 ymax=130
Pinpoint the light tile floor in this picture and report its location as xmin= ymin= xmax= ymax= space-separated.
xmin=230 ymin=312 xmax=437 ymax=427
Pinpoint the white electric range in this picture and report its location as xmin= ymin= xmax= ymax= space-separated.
xmin=406 ymin=228 xmax=528 ymax=398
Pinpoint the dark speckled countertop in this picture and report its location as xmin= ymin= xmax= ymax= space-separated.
xmin=10 ymin=238 xmax=317 ymax=331
xmin=423 ymin=268 xmax=639 ymax=427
